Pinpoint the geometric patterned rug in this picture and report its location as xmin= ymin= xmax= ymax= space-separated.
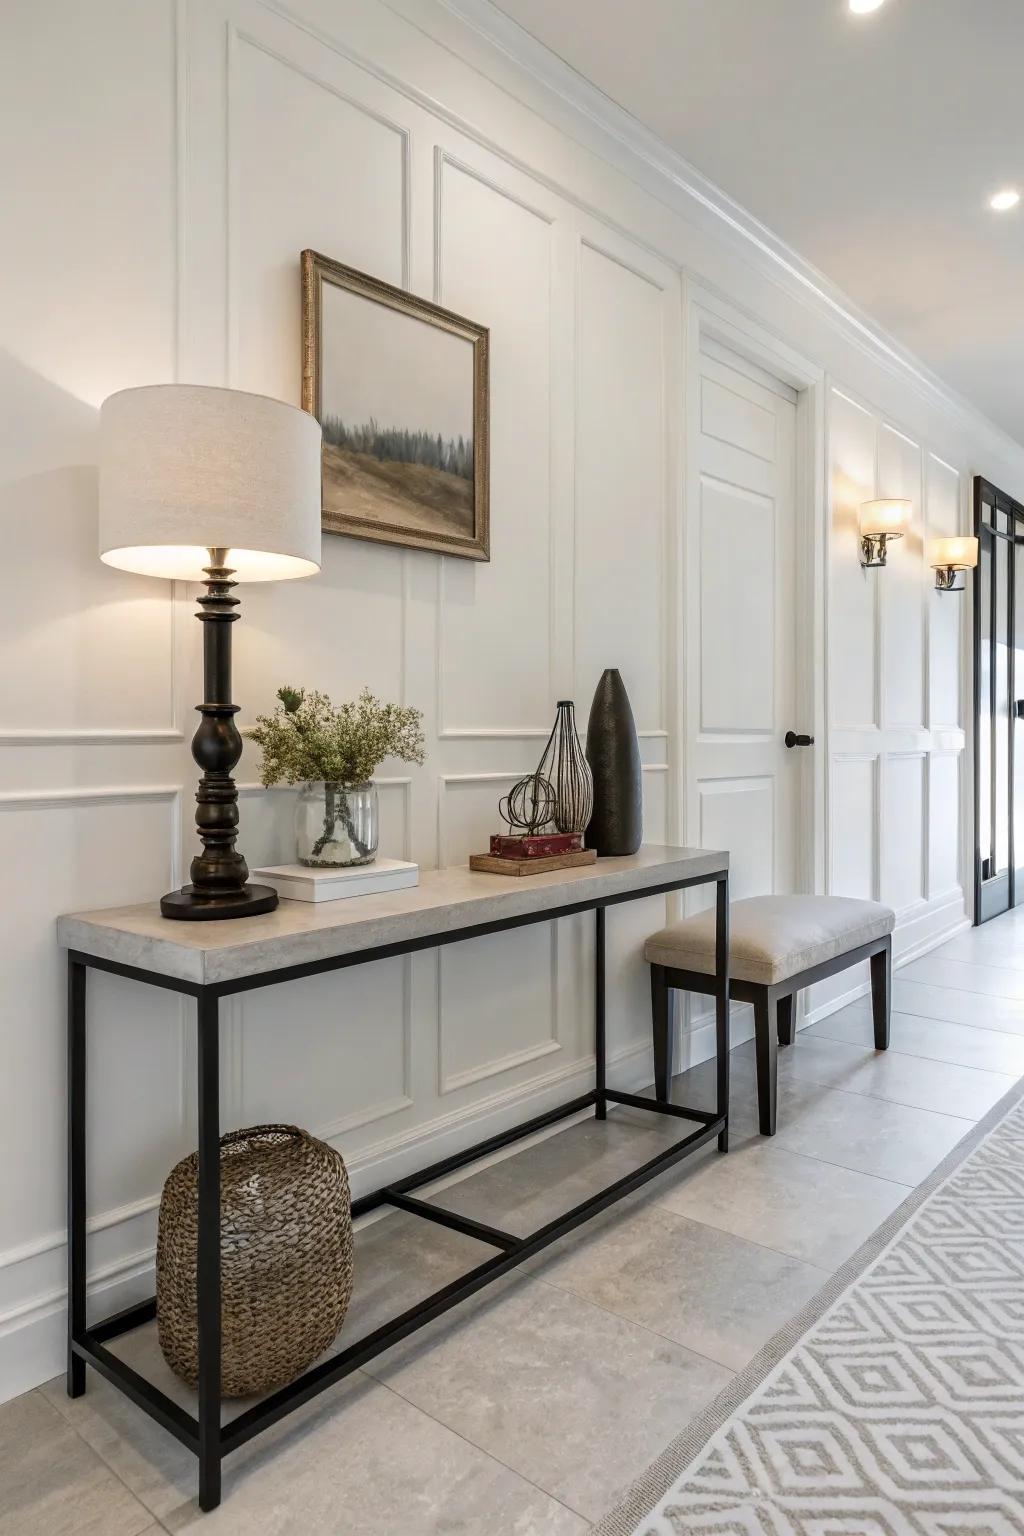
xmin=594 ymin=1078 xmax=1024 ymax=1536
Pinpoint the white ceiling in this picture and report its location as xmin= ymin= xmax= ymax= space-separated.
xmin=490 ymin=0 xmax=1024 ymax=444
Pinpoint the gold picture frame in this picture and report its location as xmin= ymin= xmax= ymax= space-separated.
xmin=301 ymin=250 xmax=490 ymax=561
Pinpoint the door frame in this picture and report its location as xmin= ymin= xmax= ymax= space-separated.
xmin=677 ymin=282 xmax=828 ymax=903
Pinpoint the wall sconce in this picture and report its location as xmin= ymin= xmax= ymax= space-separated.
xmin=859 ymin=499 xmax=911 ymax=567
xmin=929 ymin=535 xmax=979 ymax=593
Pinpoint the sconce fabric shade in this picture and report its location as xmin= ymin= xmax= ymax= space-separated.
xmin=99 ymin=385 xmax=323 ymax=582
xmin=929 ymin=536 xmax=979 ymax=571
xmin=859 ymin=499 xmax=911 ymax=538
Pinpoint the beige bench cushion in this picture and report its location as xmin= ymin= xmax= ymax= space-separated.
xmin=644 ymin=894 xmax=895 ymax=988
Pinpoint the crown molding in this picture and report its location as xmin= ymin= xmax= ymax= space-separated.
xmin=424 ymin=0 xmax=1024 ymax=465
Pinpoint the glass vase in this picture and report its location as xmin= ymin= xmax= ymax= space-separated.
xmin=295 ymin=783 xmax=379 ymax=868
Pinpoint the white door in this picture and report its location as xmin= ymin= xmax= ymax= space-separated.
xmin=688 ymin=336 xmax=803 ymax=900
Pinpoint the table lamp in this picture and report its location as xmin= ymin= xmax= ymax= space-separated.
xmin=99 ymin=384 xmax=322 ymax=920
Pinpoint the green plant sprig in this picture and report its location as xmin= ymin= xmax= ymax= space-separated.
xmin=246 ymin=686 xmax=426 ymax=787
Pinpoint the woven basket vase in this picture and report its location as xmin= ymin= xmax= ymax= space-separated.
xmin=156 ymin=1125 xmax=354 ymax=1398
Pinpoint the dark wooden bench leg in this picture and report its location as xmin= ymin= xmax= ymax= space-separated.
xmin=777 ymin=994 xmax=795 ymax=1047
xmin=651 ymin=964 xmax=676 ymax=1101
xmin=753 ymin=991 xmax=777 ymax=1136
xmin=870 ymin=938 xmax=891 ymax=1050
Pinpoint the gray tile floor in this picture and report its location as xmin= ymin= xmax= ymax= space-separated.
xmin=7 ymin=911 xmax=1024 ymax=1533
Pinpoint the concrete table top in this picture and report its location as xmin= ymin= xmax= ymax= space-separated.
xmin=57 ymin=844 xmax=728 ymax=988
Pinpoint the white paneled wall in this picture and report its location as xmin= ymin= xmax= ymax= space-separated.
xmin=2 ymin=0 xmax=1024 ymax=1397
xmin=818 ymin=389 xmax=977 ymax=1018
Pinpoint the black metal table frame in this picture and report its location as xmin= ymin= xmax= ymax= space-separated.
xmin=67 ymin=866 xmax=730 ymax=1512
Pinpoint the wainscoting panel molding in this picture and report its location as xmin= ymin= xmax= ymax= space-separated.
xmin=816 ymin=382 xmax=972 ymax=1018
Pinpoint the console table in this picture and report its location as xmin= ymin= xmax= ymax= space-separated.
xmin=58 ymin=844 xmax=730 ymax=1511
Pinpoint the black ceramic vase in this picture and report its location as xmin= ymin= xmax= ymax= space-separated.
xmin=584 ymin=669 xmax=642 ymax=855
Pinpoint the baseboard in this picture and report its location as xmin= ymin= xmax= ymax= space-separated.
xmin=0 ymin=1245 xmax=155 ymax=1408
xmin=0 ymin=1034 xmax=656 ymax=1405
xmin=677 ymin=1000 xmax=755 ymax=1072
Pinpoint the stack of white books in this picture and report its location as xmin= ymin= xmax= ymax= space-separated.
xmin=252 ymin=858 xmax=419 ymax=903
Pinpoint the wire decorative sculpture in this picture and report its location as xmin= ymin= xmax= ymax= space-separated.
xmin=537 ymin=700 xmax=594 ymax=835
xmin=499 ymin=773 xmax=557 ymax=834
xmin=498 ymin=702 xmax=594 ymax=838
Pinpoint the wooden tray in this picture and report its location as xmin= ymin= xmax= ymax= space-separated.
xmin=469 ymin=848 xmax=598 ymax=877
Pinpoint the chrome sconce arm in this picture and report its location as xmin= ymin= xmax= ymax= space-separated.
xmin=860 ymin=531 xmax=895 ymax=567
xmin=933 ymin=564 xmax=965 ymax=593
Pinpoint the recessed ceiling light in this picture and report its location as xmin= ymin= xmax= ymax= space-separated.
xmin=849 ymin=0 xmax=885 ymax=13
xmin=989 ymin=189 xmax=1021 ymax=212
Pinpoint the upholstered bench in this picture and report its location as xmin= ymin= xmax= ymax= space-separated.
xmin=645 ymin=895 xmax=896 ymax=1136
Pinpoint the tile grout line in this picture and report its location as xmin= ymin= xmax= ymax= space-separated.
xmin=934 ymin=952 xmax=1024 ymax=974
xmin=524 ymin=1205 xmax=833 ymax=1345
xmin=527 ymin=1269 xmax=747 ymax=1376
xmin=647 ymin=1173 xmax=915 ymax=1262
xmin=642 ymin=1171 xmax=873 ymax=1266
xmin=807 ymin=1019 xmax=1024 ymax=1075
xmin=361 ymin=1257 xmax=740 ymax=1394
xmin=57 ymin=1362 xmax=580 ymax=1535
xmin=847 ymin=980 xmax=1024 ymax=1017
xmin=878 ymin=1000 xmax=1024 ymax=1035
xmin=674 ymin=1110 xmax=934 ymax=1190
xmin=645 ymin=1197 xmax=903 ymax=1265
xmin=39 ymin=1389 xmax=164 ymax=1530
xmin=766 ymin=1054 xmax=1013 ymax=1102
xmin=764 ymin=1138 xmax=969 ymax=1187
xmin=368 ymin=1373 xmax=595 ymax=1527
xmin=361 ymin=1261 xmax=743 ymax=1495
xmin=729 ymin=1057 xmax=988 ymax=1124
xmin=868 ymin=1002 xmax=1024 ymax=1036
xmin=899 ymin=966 xmax=1024 ymax=1002
xmin=814 ymin=997 xmax=1024 ymax=1034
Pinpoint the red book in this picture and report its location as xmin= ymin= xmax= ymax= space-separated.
xmin=489 ymin=832 xmax=583 ymax=859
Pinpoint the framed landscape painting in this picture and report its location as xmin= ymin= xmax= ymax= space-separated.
xmin=301 ymin=250 xmax=490 ymax=560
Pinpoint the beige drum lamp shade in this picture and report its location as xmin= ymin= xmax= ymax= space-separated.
xmin=858 ymin=499 xmax=911 ymax=538
xmin=99 ymin=384 xmax=322 ymax=582
xmin=929 ymin=536 xmax=979 ymax=572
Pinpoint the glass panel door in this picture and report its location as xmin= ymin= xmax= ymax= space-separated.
xmin=1015 ymin=514 xmax=1024 ymax=901
xmin=995 ymin=533 xmax=1010 ymax=880
xmin=975 ymin=477 xmax=1024 ymax=922
xmin=978 ymin=489 xmax=992 ymax=886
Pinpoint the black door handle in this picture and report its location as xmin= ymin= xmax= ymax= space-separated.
xmin=784 ymin=731 xmax=814 ymax=749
